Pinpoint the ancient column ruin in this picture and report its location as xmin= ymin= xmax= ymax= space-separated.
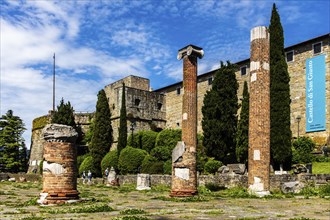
xmin=170 ymin=45 xmax=203 ymax=197
xmin=248 ymin=26 xmax=271 ymax=196
xmin=38 ymin=124 xmax=79 ymax=204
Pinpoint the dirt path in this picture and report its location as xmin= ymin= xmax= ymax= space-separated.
xmin=0 ymin=181 xmax=329 ymax=219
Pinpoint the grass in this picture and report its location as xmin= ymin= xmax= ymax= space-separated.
xmin=312 ymin=162 xmax=330 ymax=174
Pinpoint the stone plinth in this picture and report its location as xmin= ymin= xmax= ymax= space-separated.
xmin=136 ymin=174 xmax=151 ymax=190
xmin=38 ymin=124 xmax=79 ymax=205
xmin=171 ymin=45 xmax=203 ymax=197
xmin=248 ymin=26 xmax=270 ymax=196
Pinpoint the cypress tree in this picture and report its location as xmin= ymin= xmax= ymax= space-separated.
xmin=0 ymin=110 xmax=26 ymax=173
xmin=269 ymin=3 xmax=292 ymax=169
xmin=51 ymin=98 xmax=76 ymax=128
xmin=236 ymin=81 xmax=249 ymax=164
xmin=202 ymin=61 xmax=238 ymax=164
xmin=117 ymin=83 xmax=127 ymax=157
xmin=89 ymin=89 xmax=113 ymax=176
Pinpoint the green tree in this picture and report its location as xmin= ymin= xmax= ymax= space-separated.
xmin=19 ymin=142 xmax=28 ymax=172
xmin=0 ymin=110 xmax=26 ymax=173
xmin=51 ymin=98 xmax=76 ymax=127
xmin=117 ymin=83 xmax=127 ymax=156
xmin=202 ymin=61 xmax=238 ymax=164
xmin=236 ymin=81 xmax=249 ymax=164
xmin=269 ymin=3 xmax=292 ymax=169
xmin=89 ymin=89 xmax=113 ymax=176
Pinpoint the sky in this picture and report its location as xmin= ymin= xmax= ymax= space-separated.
xmin=1 ymin=0 xmax=329 ymax=149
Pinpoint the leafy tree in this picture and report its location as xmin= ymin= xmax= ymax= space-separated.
xmin=269 ymin=3 xmax=292 ymax=169
xmin=51 ymin=98 xmax=76 ymax=127
xmin=292 ymin=137 xmax=315 ymax=164
xmin=202 ymin=61 xmax=238 ymax=164
xmin=0 ymin=110 xmax=26 ymax=173
xmin=236 ymin=81 xmax=249 ymax=164
xmin=117 ymin=83 xmax=127 ymax=156
xmin=89 ymin=89 xmax=113 ymax=176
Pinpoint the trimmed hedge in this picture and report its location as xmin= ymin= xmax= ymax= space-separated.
xmin=155 ymin=129 xmax=181 ymax=149
xmin=128 ymin=130 xmax=158 ymax=153
xmin=141 ymin=155 xmax=164 ymax=174
xmin=101 ymin=150 xmax=118 ymax=174
xmin=163 ymin=160 xmax=172 ymax=174
xmin=204 ymin=158 xmax=222 ymax=174
xmin=292 ymin=137 xmax=315 ymax=164
xmin=150 ymin=146 xmax=171 ymax=161
xmin=79 ymin=156 xmax=99 ymax=177
xmin=118 ymin=146 xmax=147 ymax=174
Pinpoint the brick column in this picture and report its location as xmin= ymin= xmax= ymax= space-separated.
xmin=38 ymin=124 xmax=79 ymax=205
xmin=248 ymin=26 xmax=271 ymax=196
xmin=170 ymin=45 xmax=203 ymax=197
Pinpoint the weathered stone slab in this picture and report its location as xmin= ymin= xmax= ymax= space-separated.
xmin=172 ymin=141 xmax=185 ymax=163
xmin=227 ymin=164 xmax=246 ymax=175
xmin=136 ymin=174 xmax=151 ymax=190
xmin=281 ymin=181 xmax=305 ymax=194
xmin=43 ymin=124 xmax=78 ymax=143
xmin=174 ymin=168 xmax=190 ymax=180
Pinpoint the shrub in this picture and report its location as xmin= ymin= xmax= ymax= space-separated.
xmin=155 ymin=129 xmax=181 ymax=149
xmin=101 ymin=150 xmax=118 ymax=173
xmin=79 ymin=156 xmax=99 ymax=177
xmin=319 ymin=183 xmax=330 ymax=196
xmin=292 ymin=137 xmax=315 ymax=164
xmin=204 ymin=158 xmax=222 ymax=174
xmin=150 ymin=146 xmax=171 ymax=161
xmin=141 ymin=155 xmax=164 ymax=174
xmin=118 ymin=146 xmax=147 ymax=174
xmin=163 ymin=160 xmax=172 ymax=174
xmin=141 ymin=130 xmax=158 ymax=152
xmin=77 ymin=154 xmax=89 ymax=172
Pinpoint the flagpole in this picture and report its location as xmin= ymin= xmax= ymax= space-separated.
xmin=53 ymin=53 xmax=55 ymax=112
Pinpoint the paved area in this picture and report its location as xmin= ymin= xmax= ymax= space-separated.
xmin=0 ymin=181 xmax=329 ymax=219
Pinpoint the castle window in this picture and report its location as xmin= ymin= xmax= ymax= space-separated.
xmin=176 ymin=87 xmax=181 ymax=95
xmin=157 ymin=103 xmax=162 ymax=110
xmin=240 ymin=66 xmax=247 ymax=76
xmin=286 ymin=50 xmax=294 ymax=62
xmin=208 ymin=77 xmax=213 ymax=85
xmin=313 ymin=42 xmax=322 ymax=54
xmin=134 ymin=98 xmax=140 ymax=106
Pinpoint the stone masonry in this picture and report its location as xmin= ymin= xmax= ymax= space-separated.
xmin=171 ymin=45 xmax=204 ymax=197
xmin=248 ymin=26 xmax=270 ymax=195
xmin=39 ymin=124 xmax=79 ymax=205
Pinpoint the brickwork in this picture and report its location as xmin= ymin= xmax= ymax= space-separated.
xmin=248 ymin=26 xmax=270 ymax=193
xmin=40 ymin=124 xmax=79 ymax=205
xmin=171 ymin=45 xmax=203 ymax=197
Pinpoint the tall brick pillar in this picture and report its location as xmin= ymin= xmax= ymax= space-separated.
xmin=248 ymin=26 xmax=271 ymax=196
xmin=170 ymin=45 xmax=203 ymax=197
xmin=38 ymin=124 xmax=79 ymax=204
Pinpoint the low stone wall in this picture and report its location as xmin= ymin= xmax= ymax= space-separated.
xmin=2 ymin=173 xmax=329 ymax=191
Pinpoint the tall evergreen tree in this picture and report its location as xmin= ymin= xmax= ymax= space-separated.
xmin=51 ymin=98 xmax=76 ymax=128
xmin=269 ymin=3 xmax=292 ymax=169
xmin=0 ymin=110 xmax=26 ymax=173
xmin=117 ymin=83 xmax=127 ymax=157
xmin=202 ymin=61 xmax=238 ymax=164
xmin=18 ymin=142 xmax=28 ymax=172
xmin=89 ymin=89 xmax=113 ymax=176
xmin=236 ymin=81 xmax=249 ymax=164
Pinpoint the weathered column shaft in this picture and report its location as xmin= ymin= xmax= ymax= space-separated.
xmin=171 ymin=45 xmax=203 ymax=197
xmin=248 ymin=26 xmax=271 ymax=193
xmin=182 ymin=55 xmax=198 ymax=150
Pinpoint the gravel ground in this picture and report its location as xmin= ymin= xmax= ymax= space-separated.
xmin=0 ymin=181 xmax=329 ymax=220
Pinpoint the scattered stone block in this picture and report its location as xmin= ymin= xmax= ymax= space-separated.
xmin=8 ymin=177 xmax=16 ymax=182
xmin=281 ymin=181 xmax=305 ymax=194
xmin=227 ymin=164 xmax=246 ymax=175
xmin=218 ymin=165 xmax=229 ymax=174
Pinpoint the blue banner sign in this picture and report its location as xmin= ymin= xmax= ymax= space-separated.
xmin=306 ymin=54 xmax=326 ymax=132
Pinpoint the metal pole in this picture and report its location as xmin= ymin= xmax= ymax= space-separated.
xmin=53 ymin=53 xmax=55 ymax=112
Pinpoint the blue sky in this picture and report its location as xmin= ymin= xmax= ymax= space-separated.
xmin=1 ymin=0 xmax=329 ymax=148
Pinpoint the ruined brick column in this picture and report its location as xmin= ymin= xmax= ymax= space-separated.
xmin=38 ymin=124 xmax=79 ymax=204
xmin=170 ymin=45 xmax=203 ymax=197
xmin=248 ymin=26 xmax=271 ymax=196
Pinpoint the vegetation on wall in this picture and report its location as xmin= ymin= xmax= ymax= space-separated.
xmin=89 ymin=89 xmax=113 ymax=176
xmin=202 ymin=61 xmax=238 ymax=164
xmin=236 ymin=81 xmax=249 ymax=164
xmin=117 ymin=83 xmax=127 ymax=157
xmin=0 ymin=110 xmax=27 ymax=173
xmin=32 ymin=115 xmax=50 ymax=131
xmin=269 ymin=3 xmax=292 ymax=169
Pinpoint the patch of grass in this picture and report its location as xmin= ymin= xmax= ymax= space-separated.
xmin=113 ymin=216 xmax=150 ymax=220
xmin=150 ymin=184 xmax=170 ymax=192
xmin=289 ymin=218 xmax=317 ymax=220
xmin=205 ymin=183 xmax=225 ymax=192
xmin=46 ymin=204 xmax=114 ymax=214
xmin=152 ymin=196 xmax=208 ymax=202
xmin=205 ymin=209 xmax=224 ymax=215
xmin=312 ymin=162 xmax=330 ymax=174
xmin=237 ymin=217 xmax=265 ymax=220
xmin=118 ymin=184 xmax=136 ymax=193
xmin=120 ymin=208 xmax=146 ymax=215
xmin=319 ymin=183 xmax=330 ymax=197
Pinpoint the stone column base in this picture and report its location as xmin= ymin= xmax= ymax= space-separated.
xmin=38 ymin=190 xmax=80 ymax=205
xmin=170 ymin=189 xmax=198 ymax=197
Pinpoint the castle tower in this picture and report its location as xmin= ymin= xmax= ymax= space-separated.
xmin=248 ymin=26 xmax=271 ymax=196
xmin=170 ymin=45 xmax=203 ymax=197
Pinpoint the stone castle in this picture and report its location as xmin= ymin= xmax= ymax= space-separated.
xmin=28 ymin=33 xmax=330 ymax=172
